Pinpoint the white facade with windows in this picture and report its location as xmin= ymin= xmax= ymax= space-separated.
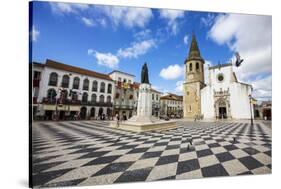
xmin=32 ymin=60 xmax=114 ymax=120
xmin=108 ymin=71 xmax=134 ymax=84
xmin=160 ymin=93 xmax=183 ymax=117
xmin=108 ymin=71 xmax=136 ymax=120
xmin=151 ymin=89 xmax=162 ymax=117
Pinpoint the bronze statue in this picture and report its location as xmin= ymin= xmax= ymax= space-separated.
xmin=141 ymin=63 xmax=150 ymax=84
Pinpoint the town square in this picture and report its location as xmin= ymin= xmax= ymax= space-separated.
xmin=32 ymin=120 xmax=271 ymax=187
xmin=30 ymin=1 xmax=272 ymax=188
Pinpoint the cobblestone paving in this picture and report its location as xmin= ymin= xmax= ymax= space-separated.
xmin=32 ymin=121 xmax=272 ymax=188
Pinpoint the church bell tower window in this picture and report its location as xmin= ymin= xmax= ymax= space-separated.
xmin=196 ymin=62 xmax=199 ymax=71
xmin=189 ymin=63 xmax=192 ymax=71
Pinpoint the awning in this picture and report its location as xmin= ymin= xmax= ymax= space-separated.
xmin=43 ymin=104 xmax=80 ymax=111
xmin=69 ymin=106 xmax=80 ymax=111
xmin=43 ymin=104 xmax=56 ymax=111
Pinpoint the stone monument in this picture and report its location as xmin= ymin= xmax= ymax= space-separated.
xmin=127 ymin=63 xmax=158 ymax=123
xmin=114 ymin=63 xmax=177 ymax=132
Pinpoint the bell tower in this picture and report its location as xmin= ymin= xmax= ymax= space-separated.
xmin=183 ymin=33 xmax=205 ymax=119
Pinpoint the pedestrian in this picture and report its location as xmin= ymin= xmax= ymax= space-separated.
xmin=116 ymin=114 xmax=120 ymax=128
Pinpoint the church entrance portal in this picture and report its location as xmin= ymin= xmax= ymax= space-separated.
xmin=219 ymin=107 xmax=227 ymax=119
xmin=215 ymin=98 xmax=229 ymax=119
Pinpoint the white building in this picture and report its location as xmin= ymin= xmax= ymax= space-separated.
xmin=160 ymin=93 xmax=183 ymax=118
xmin=183 ymin=34 xmax=253 ymax=120
xmin=108 ymin=71 xmax=162 ymax=119
xmin=201 ymin=64 xmax=253 ymax=119
xmin=108 ymin=70 xmax=137 ymax=120
xmin=151 ymin=89 xmax=162 ymax=117
xmin=32 ymin=59 xmax=115 ymax=120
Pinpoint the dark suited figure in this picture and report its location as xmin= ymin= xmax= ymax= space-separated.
xmin=141 ymin=63 xmax=150 ymax=84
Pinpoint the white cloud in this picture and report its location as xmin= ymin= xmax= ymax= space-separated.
xmin=159 ymin=64 xmax=184 ymax=80
xmin=251 ymin=75 xmax=272 ymax=101
xmin=151 ymin=85 xmax=163 ymax=92
xmin=208 ymin=13 xmax=272 ymax=89
xmin=50 ymin=2 xmax=89 ymax=15
xmin=159 ymin=9 xmax=185 ymax=35
xmin=134 ymin=29 xmax=151 ymax=41
xmin=32 ymin=26 xmax=40 ymax=42
xmin=251 ymin=75 xmax=272 ymax=91
xmin=88 ymin=39 xmax=155 ymax=68
xmin=88 ymin=49 xmax=119 ymax=69
xmin=117 ymin=39 xmax=156 ymax=59
xmin=183 ymin=34 xmax=189 ymax=45
xmin=87 ymin=49 xmax=94 ymax=55
xmin=175 ymin=80 xmax=184 ymax=93
xmin=81 ymin=17 xmax=94 ymax=27
xmin=203 ymin=60 xmax=212 ymax=85
xmin=98 ymin=18 xmax=107 ymax=27
xmin=98 ymin=6 xmax=153 ymax=28
xmin=159 ymin=9 xmax=185 ymax=21
xmin=201 ymin=13 xmax=215 ymax=27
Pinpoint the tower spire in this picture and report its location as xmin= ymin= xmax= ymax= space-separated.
xmin=186 ymin=33 xmax=204 ymax=63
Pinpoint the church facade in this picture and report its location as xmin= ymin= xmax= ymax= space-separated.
xmin=183 ymin=34 xmax=254 ymax=120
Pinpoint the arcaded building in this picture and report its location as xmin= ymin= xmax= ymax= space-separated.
xmin=32 ymin=59 xmax=114 ymax=120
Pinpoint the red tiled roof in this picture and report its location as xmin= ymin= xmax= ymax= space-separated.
xmin=160 ymin=93 xmax=183 ymax=101
xmin=41 ymin=59 xmax=114 ymax=81
xmin=32 ymin=62 xmax=45 ymax=67
xmin=151 ymin=88 xmax=162 ymax=94
xmin=108 ymin=70 xmax=135 ymax=77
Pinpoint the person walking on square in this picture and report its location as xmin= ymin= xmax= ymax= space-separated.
xmin=116 ymin=114 xmax=120 ymax=128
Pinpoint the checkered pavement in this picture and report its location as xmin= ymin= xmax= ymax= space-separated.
xmin=32 ymin=120 xmax=272 ymax=188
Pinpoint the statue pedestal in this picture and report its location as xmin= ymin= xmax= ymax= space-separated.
xmin=113 ymin=83 xmax=177 ymax=132
xmin=127 ymin=83 xmax=157 ymax=123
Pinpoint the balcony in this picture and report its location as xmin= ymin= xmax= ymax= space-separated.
xmin=42 ymin=97 xmax=81 ymax=105
xmin=82 ymin=101 xmax=113 ymax=107
xmin=97 ymin=102 xmax=113 ymax=107
xmin=116 ymin=81 xmax=136 ymax=90
xmin=42 ymin=97 xmax=57 ymax=104
xmin=42 ymin=97 xmax=113 ymax=107
xmin=114 ymin=103 xmax=134 ymax=110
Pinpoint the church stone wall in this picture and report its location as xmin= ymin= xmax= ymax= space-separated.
xmin=201 ymin=64 xmax=254 ymax=120
xmin=209 ymin=65 xmax=233 ymax=89
xmin=229 ymin=83 xmax=253 ymax=119
xmin=183 ymin=82 xmax=201 ymax=118
xmin=201 ymin=86 xmax=215 ymax=119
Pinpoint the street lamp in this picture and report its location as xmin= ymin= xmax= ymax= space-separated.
xmin=248 ymin=94 xmax=253 ymax=126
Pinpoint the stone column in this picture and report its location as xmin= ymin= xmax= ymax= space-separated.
xmin=137 ymin=83 xmax=152 ymax=117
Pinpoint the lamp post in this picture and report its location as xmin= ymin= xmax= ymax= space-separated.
xmin=248 ymin=94 xmax=253 ymax=126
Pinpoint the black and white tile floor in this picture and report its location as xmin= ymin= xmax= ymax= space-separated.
xmin=32 ymin=121 xmax=272 ymax=188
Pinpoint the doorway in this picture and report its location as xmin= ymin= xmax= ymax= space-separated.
xmin=219 ymin=107 xmax=227 ymax=119
xmin=98 ymin=108 xmax=103 ymax=118
xmin=90 ymin=107 xmax=96 ymax=118
xmin=80 ymin=107 xmax=87 ymax=120
xmin=59 ymin=111 xmax=65 ymax=120
xmin=215 ymin=98 xmax=229 ymax=119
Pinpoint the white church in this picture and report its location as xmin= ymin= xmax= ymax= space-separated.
xmin=183 ymin=34 xmax=254 ymax=120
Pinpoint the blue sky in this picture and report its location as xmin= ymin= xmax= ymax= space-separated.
xmin=30 ymin=1 xmax=272 ymax=100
